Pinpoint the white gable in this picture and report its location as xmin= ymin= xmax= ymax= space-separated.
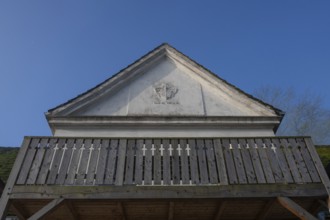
xmin=47 ymin=44 xmax=283 ymax=138
xmin=67 ymin=56 xmax=276 ymax=117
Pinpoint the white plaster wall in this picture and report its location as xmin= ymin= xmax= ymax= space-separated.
xmin=54 ymin=126 xmax=275 ymax=138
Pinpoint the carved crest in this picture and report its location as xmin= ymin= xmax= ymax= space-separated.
xmin=153 ymin=82 xmax=179 ymax=104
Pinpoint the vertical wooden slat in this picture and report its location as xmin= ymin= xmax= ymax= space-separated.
xmin=65 ymin=139 xmax=84 ymax=185
xmin=180 ymin=139 xmax=190 ymax=185
xmin=288 ymin=138 xmax=312 ymax=183
xmin=188 ymin=139 xmax=199 ymax=184
xmin=124 ymin=139 xmax=135 ymax=185
xmin=95 ymin=139 xmax=110 ymax=185
xmin=47 ymin=138 xmax=66 ymax=185
xmin=75 ymin=139 xmax=92 ymax=185
xmin=56 ymin=138 xmax=75 ymax=185
xmin=153 ymin=139 xmax=162 ymax=185
xmin=238 ymin=139 xmax=257 ymax=184
xmin=26 ymin=138 xmax=48 ymax=184
xmin=196 ymin=139 xmax=208 ymax=184
xmin=163 ymin=139 xmax=171 ymax=185
xmin=16 ymin=138 xmax=40 ymax=184
xmin=230 ymin=139 xmax=247 ymax=184
xmin=271 ymin=139 xmax=294 ymax=184
xmin=222 ymin=138 xmax=238 ymax=184
xmin=213 ymin=139 xmax=228 ymax=185
xmin=263 ymin=138 xmax=284 ymax=183
xmin=280 ymin=139 xmax=303 ymax=183
xmin=104 ymin=139 xmax=119 ymax=185
xmin=85 ymin=139 xmax=101 ymax=185
xmin=36 ymin=138 xmax=58 ymax=184
xmin=296 ymin=138 xmax=321 ymax=183
xmin=255 ymin=139 xmax=275 ymax=183
xmin=144 ymin=139 xmax=152 ymax=185
xmin=115 ymin=139 xmax=127 ymax=186
xmin=134 ymin=139 xmax=144 ymax=185
xmin=247 ymin=139 xmax=266 ymax=184
xmin=205 ymin=139 xmax=218 ymax=184
xmin=171 ymin=139 xmax=181 ymax=185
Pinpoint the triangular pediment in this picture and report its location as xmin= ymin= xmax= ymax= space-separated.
xmin=47 ymin=44 xmax=283 ymax=118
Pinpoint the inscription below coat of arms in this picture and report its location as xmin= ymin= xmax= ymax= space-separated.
xmin=153 ymin=82 xmax=179 ymax=104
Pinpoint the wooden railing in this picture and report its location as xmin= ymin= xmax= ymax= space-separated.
xmin=15 ymin=137 xmax=322 ymax=186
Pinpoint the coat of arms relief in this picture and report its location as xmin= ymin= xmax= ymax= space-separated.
xmin=153 ymin=82 xmax=179 ymax=104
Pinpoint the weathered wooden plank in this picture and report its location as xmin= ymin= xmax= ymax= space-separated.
xmin=288 ymin=138 xmax=312 ymax=183
xmin=163 ymin=139 xmax=171 ymax=185
xmin=255 ymin=139 xmax=275 ymax=183
xmin=134 ymin=139 xmax=144 ymax=185
xmin=280 ymin=139 xmax=303 ymax=183
xmin=144 ymin=139 xmax=152 ymax=185
xmin=47 ymin=138 xmax=66 ymax=185
xmin=222 ymin=138 xmax=238 ymax=184
xmin=238 ymin=139 xmax=256 ymax=184
xmin=26 ymin=138 xmax=49 ymax=184
xmin=213 ymin=139 xmax=228 ymax=185
xmin=153 ymin=139 xmax=162 ymax=185
xmin=277 ymin=197 xmax=318 ymax=220
xmin=271 ymin=139 xmax=294 ymax=184
xmin=230 ymin=139 xmax=247 ymax=184
xmin=75 ymin=139 xmax=92 ymax=185
xmin=115 ymin=139 xmax=127 ymax=186
xmin=180 ymin=139 xmax=190 ymax=185
xmin=16 ymin=138 xmax=40 ymax=184
xmin=247 ymin=139 xmax=266 ymax=184
xmin=124 ymin=139 xmax=135 ymax=185
xmin=204 ymin=139 xmax=218 ymax=184
xmin=85 ymin=139 xmax=101 ymax=185
xmin=188 ymin=139 xmax=199 ymax=184
xmin=196 ymin=139 xmax=208 ymax=184
xmin=305 ymin=138 xmax=330 ymax=198
xmin=65 ymin=139 xmax=84 ymax=185
xmin=104 ymin=139 xmax=118 ymax=185
xmin=95 ymin=139 xmax=110 ymax=185
xmin=171 ymin=139 xmax=181 ymax=185
xmin=0 ymin=138 xmax=31 ymax=220
xmin=56 ymin=138 xmax=75 ymax=185
xmin=263 ymin=138 xmax=284 ymax=183
xmin=296 ymin=138 xmax=321 ymax=183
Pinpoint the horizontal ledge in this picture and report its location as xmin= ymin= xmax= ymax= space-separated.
xmin=10 ymin=184 xmax=327 ymax=200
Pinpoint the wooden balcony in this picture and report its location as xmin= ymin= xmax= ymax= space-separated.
xmin=1 ymin=137 xmax=329 ymax=220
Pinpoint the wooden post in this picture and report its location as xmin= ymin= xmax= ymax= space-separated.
xmin=0 ymin=137 xmax=31 ymax=220
xmin=277 ymin=197 xmax=318 ymax=220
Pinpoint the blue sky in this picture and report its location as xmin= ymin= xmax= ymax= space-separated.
xmin=1 ymin=1 xmax=330 ymax=146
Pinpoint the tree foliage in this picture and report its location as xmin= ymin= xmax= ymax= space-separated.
xmin=254 ymin=86 xmax=330 ymax=144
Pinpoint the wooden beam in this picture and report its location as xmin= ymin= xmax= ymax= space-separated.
xmin=117 ymin=202 xmax=127 ymax=220
xmin=0 ymin=138 xmax=31 ymax=220
xmin=256 ymin=199 xmax=275 ymax=220
xmin=10 ymin=183 xmax=327 ymax=200
xmin=64 ymin=200 xmax=79 ymax=220
xmin=305 ymin=138 xmax=330 ymax=211
xmin=168 ymin=202 xmax=174 ymax=220
xmin=277 ymin=197 xmax=318 ymax=220
xmin=214 ymin=201 xmax=226 ymax=220
xmin=27 ymin=198 xmax=65 ymax=220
